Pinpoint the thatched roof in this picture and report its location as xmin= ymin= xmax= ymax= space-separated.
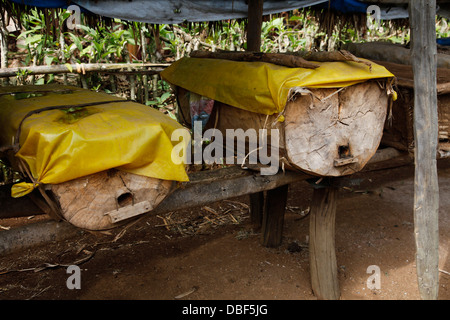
xmin=1 ymin=0 xmax=448 ymax=44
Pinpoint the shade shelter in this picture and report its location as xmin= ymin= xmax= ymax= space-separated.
xmin=0 ymin=0 xmax=447 ymax=300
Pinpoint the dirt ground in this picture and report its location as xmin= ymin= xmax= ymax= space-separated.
xmin=0 ymin=160 xmax=450 ymax=301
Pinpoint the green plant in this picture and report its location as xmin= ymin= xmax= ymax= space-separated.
xmin=146 ymin=91 xmax=172 ymax=107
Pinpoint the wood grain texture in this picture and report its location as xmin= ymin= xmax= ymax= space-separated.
xmin=284 ymin=81 xmax=388 ymax=176
xmin=176 ymin=81 xmax=389 ymax=177
xmin=260 ymin=184 xmax=289 ymax=248
xmin=50 ymin=170 xmax=174 ymax=231
xmin=409 ymin=0 xmax=440 ymax=300
xmin=309 ymin=186 xmax=340 ymax=300
xmin=190 ymin=50 xmax=319 ymax=69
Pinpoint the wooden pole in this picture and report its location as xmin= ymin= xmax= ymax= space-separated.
xmin=247 ymin=0 xmax=263 ymax=52
xmin=140 ymin=27 xmax=149 ymax=104
xmin=0 ymin=13 xmax=9 ymax=85
xmin=59 ymin=26 xmax=68 ymax=86
xmin=309 ymin=185 xmax=340 ymax=300
xmin=249 ymin=191 xmax=264 ymax=231
xmin=247 ymin=0 xmax=267 ymax=230
xmin=260 ymin=184 xmax=288 ymax=247
xmin=0 ymin=62 xmax=169 ymax=78
xmin=409 ymin=0 xmax=440 ymax=300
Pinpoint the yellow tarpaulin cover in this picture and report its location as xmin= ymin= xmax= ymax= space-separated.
xmin=161 ymin=57 xmax=395 ymax=115
xmin=0 ymin=85 xmax=189 ymax=198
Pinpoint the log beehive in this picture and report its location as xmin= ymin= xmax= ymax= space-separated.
xmin=177 ymin=79 xmax=389 ymax=177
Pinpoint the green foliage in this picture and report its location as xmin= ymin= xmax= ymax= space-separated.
xmin=9 ymin=9 xmax=450 ymax=116
xmin=66 ymin=23 xmax=136 ymax=63
xmin=146 ymin=91 xmax=171 ymax=107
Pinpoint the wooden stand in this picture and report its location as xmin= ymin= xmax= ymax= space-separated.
xmin=250 ymin=192 xmax=264 ymax=231
xmin=309 ymin=185 xmax=340 ymax=300
xmin=260 ymin=184 xmax=289 ymax=248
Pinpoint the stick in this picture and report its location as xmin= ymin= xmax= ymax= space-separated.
xmin=0 ymin=62 xmax=170 ymax=78
xmin=174 ymin=286 xmax=197 ymax=299
xmin=439 ymin=269 xmax=450 ymax=276
xmin=296 ymin=50 xmax=373 ymax=70
xmin=140 ymin=27 xmax=149 ymax=104
xmin=190 ymin=50 xmax=319 ymax=69
xmin=0 ymin=15 xmax=9 ymax=85
xmin=59 ymin=29 xmax=68 ymax=85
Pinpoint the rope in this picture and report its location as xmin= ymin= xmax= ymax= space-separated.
xmin=12 ymin=99 xmax=127 ymax=153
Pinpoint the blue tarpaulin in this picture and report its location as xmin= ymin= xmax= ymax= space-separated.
xmin=318 ymin=0 xmax=368 ymax=14
xmin=316 ymin=0 xmax=410 ymax=19
xmin=9 ymin=0 xmax=71 ymax=8
xmin=438 ymin=38 xmax=450 ymax=46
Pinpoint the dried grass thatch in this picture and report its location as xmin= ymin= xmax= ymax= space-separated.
xmin=309 ymin=4 xmax=410 ymax=41
xmin=0 ymin=0 xmax=115 ymax=39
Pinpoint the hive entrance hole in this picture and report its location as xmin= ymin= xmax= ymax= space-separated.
xmin=338 ymin=145 xmax=351 ymax=158
xmin=117 ymin=192 xmax=134 ymax=207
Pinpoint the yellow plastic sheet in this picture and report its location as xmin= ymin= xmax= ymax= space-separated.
xmin=0 ymin=85 xmax=190 ymax=198
xmin=161 ymin=57 xmax=394 ymax=115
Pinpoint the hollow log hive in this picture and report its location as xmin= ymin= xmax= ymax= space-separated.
xmin=177 ymin=79 xmax=390 ymax=177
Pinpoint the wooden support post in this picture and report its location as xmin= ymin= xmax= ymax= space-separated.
xmin=260 ymin=184 xmax=288 ymax=248
xmin=130 ymin=74 xmax=136 ymax=101
xmin=409 ymin=0 xmax=440 ymax=300
xmin=0 ymin=13 xmax=9 ymax=85
xmin=246 ymin=0 xmax=265 ymax=229
xmin=80 ymin=74 xmax=88 ymax=89
xmin=140 ymin=27 xmax=149 ymax=104
xmin=247 ymin=0 xmax=265 ymax=231
xmin=250 ymin=191 xmax=264 ymax=231
xmin=309 ymin=185 xmax=340 ymax=300
xmin=246 ymin=0 xmax=263 ymax=52
xmin=59 ymin=29 xmax=68 ymax=86
xmin=110 ymin=74 xmax=117 ymax=93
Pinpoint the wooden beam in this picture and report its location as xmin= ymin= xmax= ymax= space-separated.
xmin=152 ymin=166 xmax=305 ymax=215
xmin=247 ymin=0 xmax=264 ymax=52
xmin=0 ymin=147 xmax=404 ymax=221
xmin=0 ymin=166 xmax=307 ymax=255
xmin=0 ymin=62 xmax=169 ymax=78
xmin=0 ymin=147 xmax=420 ymax=255
xmin=309 ymin=185 xmax=340 ymax=300
xmin=409 ymin=0 xmax=440 ymax=300
xmin=0 ymin=219 xmax=83 ymax=256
